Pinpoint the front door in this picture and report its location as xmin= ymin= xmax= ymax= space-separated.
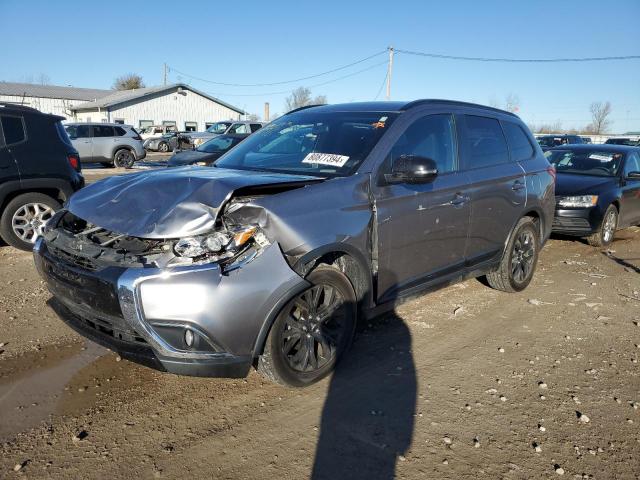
xmin=373 ymin=113 xmax=471 ymax=302
xmin=621 ymin=151 xmax=640 ymax=226
xmin=459 ymin=114 xmax=526 ymax=265
xmin=68 ymin=124 xmax=93 ymax=161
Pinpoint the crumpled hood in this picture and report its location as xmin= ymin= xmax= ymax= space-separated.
xmin=66 ymin=167 xmax=320 ymax=239
xmin=168 ymin=149 xmax=215 ymax=167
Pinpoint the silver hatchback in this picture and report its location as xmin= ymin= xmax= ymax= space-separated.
xmin=64 ymin=123 xmax=146 ymax=168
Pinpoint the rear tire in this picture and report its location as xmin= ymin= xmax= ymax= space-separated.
xmin=113 ymin=149 xmax=135 ymax=169
xmin=485 ymin=216 xmax=539 ymax=293
xmin=587 ymin=205 xmax=617 ymax=247
xmin=0 ymin=193 xmax=60 ymax=251
xmin=158 ymin=142 xmax=169 ymax=153
xmin=257 ymin=265 xmax=357 ymax=387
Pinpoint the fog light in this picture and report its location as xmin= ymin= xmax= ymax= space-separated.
xmin=184 ymin=329 xmax=194 ymax=348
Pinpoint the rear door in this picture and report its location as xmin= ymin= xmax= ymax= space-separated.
xmin=0 ymin=115 xmax=21 ymax=180
xmin=621 ymin=151 xmax=640 ymax=225
xmin=460 ymin=114 xmax=526 ymax=265
xmin=66 ymin=124 xmax=93 ymax=161
xmin=374 ymin=112 xmax=471 ymax=301
xmin=91 ymin=125 xmax=115 ymax=162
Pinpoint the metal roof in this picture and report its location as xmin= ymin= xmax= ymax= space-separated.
xmin=71 ymin=83 xmax=245 ymax=114
xmin=0 ymin=82 xmax=111 ymax=101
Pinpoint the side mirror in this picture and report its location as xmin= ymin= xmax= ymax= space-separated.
xmin=384 ymin=155 xmax=438 ymax=184
xmin=627 ymin=171 xmax=640 ymax=179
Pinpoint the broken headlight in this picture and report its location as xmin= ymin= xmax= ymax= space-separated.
xmin=173 ymin=226 xmax=265 ymax=259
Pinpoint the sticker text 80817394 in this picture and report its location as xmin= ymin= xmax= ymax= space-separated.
xmin=301 ymin=152 xmax=350 ymax=168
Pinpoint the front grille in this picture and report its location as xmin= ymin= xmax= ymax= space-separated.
xmin=48 ymin=244 xmax=99 ymax=271
xmin=552 ymin=217 xmax=591 ymax=228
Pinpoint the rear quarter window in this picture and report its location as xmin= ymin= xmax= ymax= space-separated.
xmin=1 ymin=115 xmax=26 ymax=145
xmin=464 ymin=115 xmax=509 ymax=168
xmin=114 ymin=127 xmax=127 ymax=136
xmin=502 ymin=121 xmax=535 ymax=162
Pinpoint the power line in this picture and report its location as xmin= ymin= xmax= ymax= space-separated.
xmin=396 ymin=48 xmax=640 ymax=63
xmin=169 ymin=50 xmax=387 ymax=87
xmin=175 ymin=61 xmax=389 ymax=97
xmin=374 ymin=66 xmax=389 ymax=100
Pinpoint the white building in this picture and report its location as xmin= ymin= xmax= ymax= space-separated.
xmin=0 ymin=82 xmax=244 ymax=132
xmin=71 ymin=84 xmax=244 ymax=132
xmin=0 ymin=82 xmax=111 ymax=119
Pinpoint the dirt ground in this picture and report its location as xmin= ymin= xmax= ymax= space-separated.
xmin=0 ymin=200 xmax=639 ymax=478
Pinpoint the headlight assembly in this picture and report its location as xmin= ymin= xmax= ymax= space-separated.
xmin=557 ymin=195 xmax=598 ymax=208
xmin=173 ymin=226 xmax=262 ymax=259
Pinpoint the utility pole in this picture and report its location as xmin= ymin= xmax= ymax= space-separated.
xmin=264 ymin=102 xmax=270 ymax=122
xmin=163 ymin=63 xmax=168 ymax=86
xmin=386 ymin=46 xmax=394 ymax=101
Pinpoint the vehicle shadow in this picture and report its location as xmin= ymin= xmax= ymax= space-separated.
xmin=312 ymin=284 xmax=417 ymax=480
xmin=602 ymin=251 xmax=640 ymax=274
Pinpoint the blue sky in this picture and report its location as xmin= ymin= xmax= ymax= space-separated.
xmin=1 ymin=0 xmax=639 ymax=132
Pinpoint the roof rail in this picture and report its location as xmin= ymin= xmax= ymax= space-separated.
xmin=0 ymin=102 xmax=41 ymax=113
xmin=401 ymin=99 xmax=518 ymax=117
xmin=284 ymin=104 xmax=325 ymax=115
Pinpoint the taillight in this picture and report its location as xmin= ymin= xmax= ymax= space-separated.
xmin=68 ymin=154 xmax=81 ymax=171
xmin=547 ymin=165 xmax=556 ymax=182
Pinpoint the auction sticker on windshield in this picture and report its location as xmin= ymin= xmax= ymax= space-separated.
xmin=302 ymin=152 xmax=350 ymax=167
xmin=589 ymin=153 xmax=614 ymax=162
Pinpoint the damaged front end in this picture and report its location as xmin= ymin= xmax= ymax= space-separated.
xmin=34 ymin=188 xmax=311 ymax=378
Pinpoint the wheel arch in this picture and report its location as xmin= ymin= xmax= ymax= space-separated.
xmin=112 ymin=145 xmax=136 ymax=160
xmin=252 ymin=244 xmax=373 ymax=359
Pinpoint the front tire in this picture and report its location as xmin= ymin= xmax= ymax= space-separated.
xmin=0 ymin=193 xmax=60 ymax=251
xmin=113 ymin=149 xmax=135 ymax=169
xmin=587 ymin=204 xmax=618 ymax=247
xmin=257 ymin=265 xmax=357 ymax=387
xmin=485 ymin=216 xmax=539 ymax=293
xmin=158 ymin=142 xmax=169 ymax=153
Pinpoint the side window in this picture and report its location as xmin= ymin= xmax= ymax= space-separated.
xmin=250 ymin=123 xmax=263 ymax=133
xmin=388 ymin=114 xmax=457 ymax=174
xmin=1 ymin=116 xmax=26 ymax=145
xmin=92 ymin=125 xmax=114 ymax=137
xmin=229 ymin=124 xmax=250 ymax=134
xmin=114 ymin=127 xmax=127 ymax=136
xmin=464 ymin=115 xmax=509 ymax=168
xmin=502 ymin=121 xmax=535 ymax=162
xmin=624 ymin=152 xmax=640 ymax=176
xmin=76 ymin=125 xmax=91 ymax=138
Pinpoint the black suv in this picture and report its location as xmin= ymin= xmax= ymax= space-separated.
xmin=0 ymin=104 xmax=84 ymax=250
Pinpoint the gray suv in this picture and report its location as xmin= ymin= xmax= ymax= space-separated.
xmin=188 ymin=120 xmax=266 ymax=147
xmin=64 ymin=122 xmax=146 ymax=168
xmin=35 ymin=100 xmax=555 ymax=387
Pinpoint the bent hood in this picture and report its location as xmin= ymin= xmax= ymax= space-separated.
xmin=168 ymin=150 xmax=215 ymax=167
xmin=66 ymin=167 xmax=320 ymax=238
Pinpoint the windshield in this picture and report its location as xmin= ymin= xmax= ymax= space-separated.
xmin=215 ymin=111 xmax=397 ymax=177
xmin=537 ymin=136 xmax=571 ymax=147
xmin=197 ymin=136 xmax=237 ymax=153
xmin=206 ymin=122 xmax=232 ymax=134
xmin=546 ymin=149 xmax=624 ymax=177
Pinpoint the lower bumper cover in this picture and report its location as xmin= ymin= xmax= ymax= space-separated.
xmin=552 ymin=208 xmax=601 ymax=236
xmin=34 ymin=238 xmax=309 ymax=378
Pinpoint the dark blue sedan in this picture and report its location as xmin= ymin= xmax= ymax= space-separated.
xmin=548 ymin=144 xmax=640 ymax=246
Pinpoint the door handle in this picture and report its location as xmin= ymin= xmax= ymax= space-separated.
xmin=512 ymin=180 xmax=526 ymax=191
xmin=449 ymin=193 xmax=470 ymax=208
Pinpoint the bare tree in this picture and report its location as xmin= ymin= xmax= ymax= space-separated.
xmin=113 ymin=74 xmax=145 ymax=90
xmin=36 ymin=73 xmax=51 ymax=85
xmin=246 ymin=113 xmax=260 ymax=121
xmin=488 ymin=93 xmax=520 ymax=113
xmin=588 ymin=101 xmax=612 ymax=134
xmin=284 ymin=87 xmax=327 ymax=112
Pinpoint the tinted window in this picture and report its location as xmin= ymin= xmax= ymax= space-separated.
xmin=66 ymin=124 xmax=91 ymax=139
xmin=624 ymin=152 xmax=640 ymax=176
xmin=502 ymin=122 xmax=534 ymax=161
xmin=228 ymin=123 xmax=250 ymax=134
xmin=114 ymin=127 xmax=127 ymax=136
xmin=389 ymin=114 xmax=457 ymax=173
xmin=1 ymin=116 xmax=26 ymax=145
xmin=92 ymin=125 xmax=114 ymax=137
xmin=250 ymin=123 xmax=263 ymax=133
xmin=464 ymin=115 xmax=509 ymax=168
